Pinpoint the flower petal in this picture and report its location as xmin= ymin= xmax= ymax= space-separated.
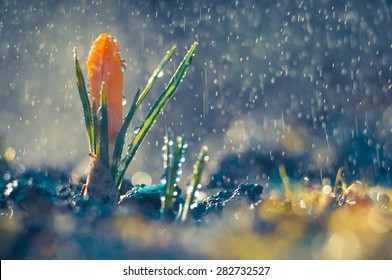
xmin=86 ymin=34 xmax=123 ymax=140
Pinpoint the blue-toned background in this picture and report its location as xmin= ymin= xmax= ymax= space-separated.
xmin=1 ymin=0 xmax=392 ymax=186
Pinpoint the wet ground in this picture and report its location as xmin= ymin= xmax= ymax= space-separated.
xmin=1 ymin=158 xmax=392 ymax=260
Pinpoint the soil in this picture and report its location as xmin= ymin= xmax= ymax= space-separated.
xmin=1 ymin=159 xmax=392 ymax=260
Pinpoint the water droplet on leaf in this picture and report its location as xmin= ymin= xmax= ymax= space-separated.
xmin=160 ymin=177 xmax=167 ymax=185
xmin=121 ymin=60 xmax=128 ymax=72
xmin=133 ymin=126 xmax=141 ymax=135
xmin=97 ymin=106 xmax=102 ymax=120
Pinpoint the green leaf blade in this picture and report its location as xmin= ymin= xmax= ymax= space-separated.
xmin=115 ymin=42 xmax=198 ymax=187
xmin=73 ymin=48 xmax=94 ymax=153
xmin=92 ymin=99 xmax=98 ymax=155
xmin=181 ymin=145 xmax=208 ymax=222
xmin=111 ymin=89 xmax=141 ymax=184
xmin=136 ymin=45 xmax=177 ymax=108
xmin=161 ymin=136 xmax=187 ymax=217
xmin=99 ymin=82 xmax=109 ymax=168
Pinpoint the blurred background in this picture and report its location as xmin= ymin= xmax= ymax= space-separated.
xmin=1 ymin=0 xmax=392 ymax=188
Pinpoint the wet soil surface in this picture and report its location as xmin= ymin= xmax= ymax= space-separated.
xmin=1 ymin=159 xmax=392 ymax=260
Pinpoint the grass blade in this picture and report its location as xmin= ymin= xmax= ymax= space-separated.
xmin=111 ymin=89 xmax=141 ymax=183
xmin=161 ymin=136 xmax=186 ymax=217
xmin=115 ymin=42 xmax=198 ymax=188
xmin=136 ymin=45 xmax=176 ymax=108
xmin=92 ymin=99 xmax=98 ymax=155
xmin=99 ymin=82 xmax=109 ymax=168
xmin=279 ymin=165 xmax=292 ymax=199
xmin=181 ymin=145 xmax=208 ymax=222
xmin=73 ymin=48 xmax=94 ymax=153
xmin=162 ymin=129 xmax=172 ymax=182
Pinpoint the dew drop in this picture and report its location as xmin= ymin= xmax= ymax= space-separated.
xmin=97 ymin=106 xmax=102 ymax=120
xmin=133 ymin=126 xmax=141 ymax=135
xmin=121 ymin=60 xmax=128 ymax=72
xmin=122 ymin=96 xmax=127 ymax=106
xmin=160 ymin=177 xmax=167 ymax=185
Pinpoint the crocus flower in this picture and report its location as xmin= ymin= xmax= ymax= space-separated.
xmin=77 ymin=34 xmax=197 ymax=206
xmin=81 ymin=34 xmax=124 ymax=205
xmin=86 ymin=33 xmax=123 ymax=143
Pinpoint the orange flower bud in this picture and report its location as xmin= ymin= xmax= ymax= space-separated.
xmin=86 ymin=34 xmax=123 ymax=140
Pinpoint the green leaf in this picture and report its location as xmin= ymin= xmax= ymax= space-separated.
xmin=73 ymin=48 xmax=94 ymax=153
xmin=161 ymin=136 xmax=187 ymax=217
xmin=181 ymin=145 xmax=208 ymax=222
xmin=162 ymin=129 xmax=172 ymax=181
xmin=115 ymin=42 xmax=198 ymax=188
xmin=111 ymin=89 xmax=141 ymax=184
xmin=136 ymin=45 xmax=176 ymax=108
xmin=92 ymin=99 xmax=98 ymax=155
xmin=99 ymin=82 xmax=109 ymax=168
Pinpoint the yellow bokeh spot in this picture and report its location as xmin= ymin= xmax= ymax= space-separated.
xmin=324 ymin=231 xmax=361 ymax=259
xmin=367 ymin=207 xmax=392 ymax=234
xmin=131 ymin=171 xmax=152 ymax=185
xmin=4 ymin=147 xmax=16 ymax=162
